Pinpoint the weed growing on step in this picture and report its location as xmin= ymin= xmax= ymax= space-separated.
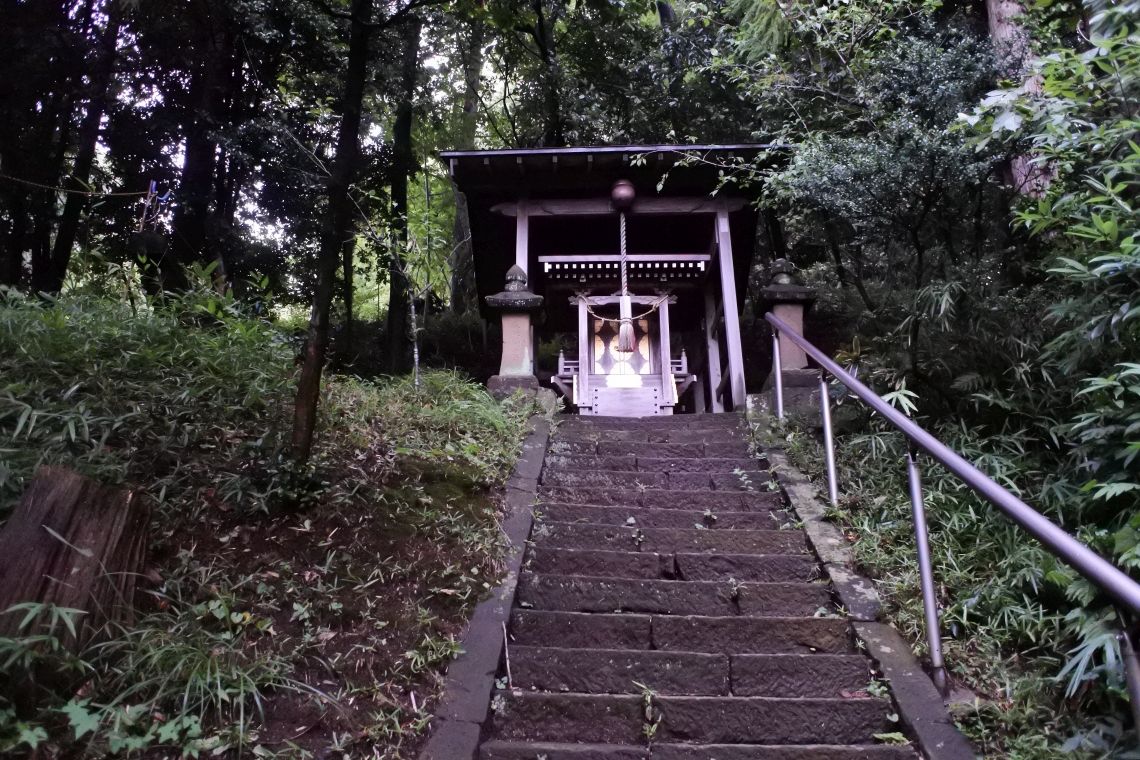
xmin=633 ymin=682 xmax=661 ymax=743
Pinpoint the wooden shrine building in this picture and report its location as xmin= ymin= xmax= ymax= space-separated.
xmin=442 ymin=144 xmax=769 ymax=416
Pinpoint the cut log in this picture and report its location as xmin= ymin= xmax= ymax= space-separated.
xmin=0 ymin=467 xmax=148 ymax=648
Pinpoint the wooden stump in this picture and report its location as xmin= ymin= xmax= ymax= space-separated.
xmin=0 ymin=467 xmax=149 ymax=648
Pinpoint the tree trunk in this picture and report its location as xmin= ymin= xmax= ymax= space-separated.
xmin=986 ymin=0 xmax=1050 ymax=195
xmin=291 ymin=0 xmax=372 ymax=466
xmin=386 ymin=18 xmax=422 ymax=373
xmin=46 ymin=4 xmax=124 ymax=292
xmin=168 ymin=25 xmax=233 ymax=291
xmin=2 ymin=191 xmax=28 ymax=287
xmin=532 ymin=0 xmax=564 ymax=146
xmin=448 ymin=19 xmax=484 ymax=313
xmin=341 ymin=236 xmax=355 ymax=352
xmin=0 ymin=467 xmax=148 ymax=647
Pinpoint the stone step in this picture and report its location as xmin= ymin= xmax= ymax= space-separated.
xmin=556 ymin=413 xmax=745 ymax=429
xmin=545 ymin=454 xmax=766 ymax=474
xmin=541 ymin=469 xmax=770 ymax=492
xmin=537 ymin=503 xmax=786 ymax=530
xmin=597 ymin=440 xmax=754 ymax=458
xmin=480 ymin=742 xmax=915 ymax=759
xmin=507 ymin=611 xmax=854 ymax=654
xmin=490 ymin=692 xmax=896 ymax=745
xmin=516 ymin=574 xmax=832 ymax=617
xmin=538 ymin=487 xmax=785 ymax=511
xmin=731 ymin=654 xmax=873 ymax=697
xmin=554 ymin=428 xmax=749 ymax=445
xmin=509 ymin=647 xmax=871 ymax=698
xmin=652 ymin=615 xmax=852 ymax=654
xmin=527 ymin=548 xmax=819 ymax=582
xmin=547 ymin=440 xmax=756 ymax=459
xmin=532 ymin=522 xmax=809 ymax=555
xmin=652 ymin=747 xmax=915 ymax=760
xmin=510 ymin=646 xmax=730 ymax=695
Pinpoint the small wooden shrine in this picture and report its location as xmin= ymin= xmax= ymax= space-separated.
xmin=442 ymin=144 xmax=768 ymax=416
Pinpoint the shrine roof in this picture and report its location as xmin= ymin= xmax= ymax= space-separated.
xmin=440 ymin=144 xmax=783 ymax=197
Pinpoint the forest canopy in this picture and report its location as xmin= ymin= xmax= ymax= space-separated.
xmin=0 ymin=0 xmax=1138 ymax=756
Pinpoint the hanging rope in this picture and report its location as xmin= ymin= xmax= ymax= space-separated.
xmin=617 ymin=210 xmax=636 ymax=353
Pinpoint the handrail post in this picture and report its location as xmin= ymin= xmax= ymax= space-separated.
xmin=771 ymin=329 xmax=784 ymax=420
xmin=818 ymin=371 xmax=838 ymax=507
xmin=907 ymin=447 xmax=948 ymax=695
xmin=1119 ymin=625 xmax=1140 ymax=733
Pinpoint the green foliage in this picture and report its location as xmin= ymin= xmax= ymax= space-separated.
xmin=0 ymin=294 xmax=531 ymax=755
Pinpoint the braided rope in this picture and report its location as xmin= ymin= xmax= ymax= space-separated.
xmin=619 ymin=211 xmax=629 ymax=297
xmin=584 ymin=295 xmax=668 ymax=325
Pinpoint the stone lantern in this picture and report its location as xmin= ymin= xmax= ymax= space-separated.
xmin=760 ymin=258 xmax=817 ymax=409
xmin=485 ymin=264 xmax=544 ymax=398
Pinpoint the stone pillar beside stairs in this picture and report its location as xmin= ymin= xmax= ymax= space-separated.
xmin=486 ymin=265 xmax=544 ymax=399
xmin=760 ymin=258 xmax=818 ymax=417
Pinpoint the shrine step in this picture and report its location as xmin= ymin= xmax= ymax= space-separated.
xmin=536 ymin=503 xmax=787 ymax=529
xmin=489 ymin=692 xmax=898 ymax=745
xmin=508 ymin=647 xmax=872 ymax=698
xmin=459 ymin=416 xmax=920 ymax=760
xmin=554 ymin=428 xmax=750 ymax=444
xmin=541 ymin=469 xmax=770 ymax=491
xmin=480 ymin=742 xmax=916 ymax=759
xmin=545 ymin=454 xmax=767 ymax=473
xmin=508 ymin=611 xmax=856 ymax=655
xmin=556 ymin=413 xmax=746 ymax=428
xmin=516 ymin=574 xmax=833 ymax=617
xmin=526 ymin=548 xmax=819 ymax=582
xmin=537 ymin=487 xmax=785 ymax=510
xmin=549 ymin=440 xmax=754 ymax=458
xmin=532 ymin=522 xmax=809 ymax=554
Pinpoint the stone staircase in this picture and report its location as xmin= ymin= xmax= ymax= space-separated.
xmin=477 ymin=413 xmax=917 ymax=759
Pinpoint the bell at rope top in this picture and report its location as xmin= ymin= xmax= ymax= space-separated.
xmin=611 ymin=179 xmax=635 ymax=210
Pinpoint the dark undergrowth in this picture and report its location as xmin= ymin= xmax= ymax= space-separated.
xmin=0 ymin=290 xmax=536 ymax=758
xmin=756 ymin=412 xmax=1137 ymax=760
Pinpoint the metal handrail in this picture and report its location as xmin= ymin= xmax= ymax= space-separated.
xmin=766 ymin=312 xmax=1140 ymax=704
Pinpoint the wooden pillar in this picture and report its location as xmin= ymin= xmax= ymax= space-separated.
xmin=658 ymin=296 xmax=673 ymax=413
xmin=716 ymin=208 xmax=747 ymax=411
xmin=704 ymin=287 xmax=724 ymax=413
xmin=577 ymin=297 xmax=591 ymax=412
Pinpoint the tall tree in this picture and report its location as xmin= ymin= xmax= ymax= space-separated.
xmin=47 ymin=1 xmax=125 ymax=292
xmin=386 ymin=17 xmax=423 ymax=373
xmin=292 ymin=0 xmax=374 ymax=465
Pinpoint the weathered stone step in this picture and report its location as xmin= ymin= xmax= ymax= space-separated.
xmin=481 ymin=743 xmax=646 ymax=760
xmin=556 ymin=413 xmax=745 ymax=429
xmin=555 ymin=428 xmax=749 ymax=445
xmin=537 ymin=503 xmax=785 ymax=530
xmin=527 ymin=548 xmax=818 ymax=582
xmin=490 ymin=692 xmax=896 ymax=745
xmin=548 ymin=440 xmax=757 ymax=459
xmin=546 ymin=454 xmax=766 ymax=474
xmin=619 ymin=441 xmax=756 ymax=458
xmin=732 ymin=654 xmax=872 ymax=697
xmin=652 ymin=615 xmax=851 ymax=654
xmin=541 ymin=469 xmax=770 ymax=492
xmin=508 ymin=611 xmax=853 ymax=654
xmin=652 ymin=747 xmax=915 ymax=760
xmin=508 ymin=647 xmax=870 ymax=698
xmin=510 ymin=646 xmax=730 ymax=695
xmin=532 ymin=522 xmax=808 ymax=555
xmin=539 ymin=487 xmax=784 ymax=510
xmin=480 ymin=742 xmax=915 ymax=759
xmin=517 ymin=574 xmax=832 ymax=617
